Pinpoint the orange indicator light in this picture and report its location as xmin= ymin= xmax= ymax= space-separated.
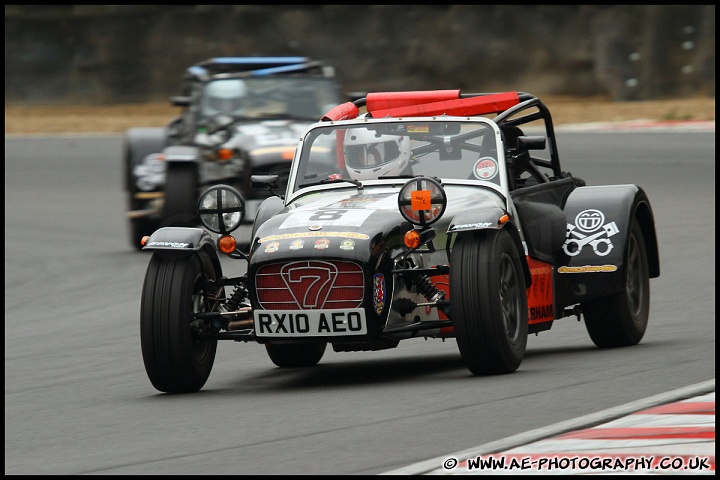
xmin=218 ymin=235 xmax=237 ymax=254
xmin=404 ymin=230 xmax=421 ymax=249
xmin=217 ymin=148 xmax=234 ymax=161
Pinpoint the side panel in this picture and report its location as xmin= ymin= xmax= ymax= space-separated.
xmin=526 ymin=257 xmax=554 ymax=333
xmin=554 ymin=185 xmax=639 ymax=309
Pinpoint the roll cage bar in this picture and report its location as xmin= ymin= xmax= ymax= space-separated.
xmin=321 ymin=90 xmax=562 ymax=179
xmin=184 ymin=57 xmax=335 ymax=82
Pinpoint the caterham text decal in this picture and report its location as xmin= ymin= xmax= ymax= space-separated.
xmin=563 ymin=209 xmax=619 ymax=256
xmin=526 ymin=258 xmax=553 ymax=324
xmin=529 ymin=304 xmax=553 ymax=321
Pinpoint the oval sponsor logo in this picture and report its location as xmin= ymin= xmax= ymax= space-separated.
xmin=473 ymin=157 xmax=498 ymax=180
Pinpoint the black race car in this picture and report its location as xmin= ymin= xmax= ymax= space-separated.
xmin=139 ymin=90 xmax=660 ymax=393
xmin=124 ymin=56 xmax=343 ymax=250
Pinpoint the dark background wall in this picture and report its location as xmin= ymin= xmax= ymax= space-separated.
xmin=4 ymin=5 xmax=715 ymax=105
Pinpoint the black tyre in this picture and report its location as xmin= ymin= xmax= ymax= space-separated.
xmin=163 ymin=163 xmax=199 ymax=227
xmin=265 ymin=342 xmax=327 ymax=368
xmin=141 ymin=250 xmax=220 ymax=393
xmin=450 ymin=229 xmax=528 ymax=375
xmin=582 ymin=219 xmax=649 ymax=348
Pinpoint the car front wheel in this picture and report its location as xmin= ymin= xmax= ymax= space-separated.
xmin=141 ymin=250 xmax=220 ymax=393
xmin=450 ymin=229 xmax=528 ymax=375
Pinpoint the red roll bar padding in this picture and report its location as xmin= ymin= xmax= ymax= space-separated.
xmin=366 ymin=90 xmax=461 ymax=111
xmin=369 ymin=91 xmax=520 ymax=118
xmin=321 ymin=102 xmax=360 ymax=121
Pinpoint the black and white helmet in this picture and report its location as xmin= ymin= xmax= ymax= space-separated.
xmin=343 ymin=128 xmax=411 ymax=181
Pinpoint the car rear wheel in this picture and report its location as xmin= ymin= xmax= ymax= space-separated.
xmin=582 ymin=219 xmax=649 ymax=347
xmin=265 ymin=342 xmax=327 ymax=368
xmin=163 ymin=163 xmax=199 ymax=227
xmin=141 ymin=250 xmax=220 ymax=393
xmin=450 ymin=229 xmax=528 ymax=375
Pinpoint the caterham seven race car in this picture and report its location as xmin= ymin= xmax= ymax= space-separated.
xmin=139 ymin=90 xmax=660 ymax=393
xmin=124 ymin=56 xmax=343 ymax=250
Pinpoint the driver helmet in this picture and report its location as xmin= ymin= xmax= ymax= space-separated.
xmin=203 ymin=79 xmax=248 ymax=114
xmin=343 ymin=128 xmax=411 ymax=181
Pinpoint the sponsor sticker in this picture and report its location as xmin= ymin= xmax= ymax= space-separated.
xmin=147 ymin=241 xmax=189 ymax=248
xmin=473 ymin=157 xmax=498 ymax=180
xmin=558 ymin=265 xmax=618 ymax=273
xmin=259 ymin=231 xmax=370 ymax=243
xmin=373 ymin=273 xmax=385 ymax=315
xmin=563 ymin=209 xmax=619 ymax=257
xmin=314 ymin=238 xmax=330 ymax=249
xmin=289 ymin=239 xmax=304 ymax=250
xmin=411 ymin=190 xmax=431 ymax=211
xmin=264 ymin=241 xmax=280 ymax=253
xmin=339 ymin=239 xmax=355 ymax=250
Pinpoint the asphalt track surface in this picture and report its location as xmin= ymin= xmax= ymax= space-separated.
xmin=4 ymin=123 xmax=715 ymax=475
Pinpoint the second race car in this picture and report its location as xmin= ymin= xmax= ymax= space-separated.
xmin=124 ymin=56 xmax=344 ymax=250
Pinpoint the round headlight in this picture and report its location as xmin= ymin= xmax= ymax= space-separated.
xmin=198 ymin=185 xmax=246 ymax=234
xmin=397 ymin=177 xmax=447 ymax=226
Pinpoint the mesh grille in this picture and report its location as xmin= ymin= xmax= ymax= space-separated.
xmin=256 ymin=260 xmax=364 ymax=309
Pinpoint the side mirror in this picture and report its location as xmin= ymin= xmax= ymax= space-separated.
xmin=251 ymin=174 xmax=280 ymax=190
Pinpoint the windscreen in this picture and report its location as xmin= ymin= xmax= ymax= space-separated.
xmin=200 ymin=77 xmax=341 ymax=120
xmin=292 ymin=120 xmax=505 ymax=192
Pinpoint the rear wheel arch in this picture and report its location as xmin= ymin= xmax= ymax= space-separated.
xmin=633 ymin=201 xmax=659 ymax=278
